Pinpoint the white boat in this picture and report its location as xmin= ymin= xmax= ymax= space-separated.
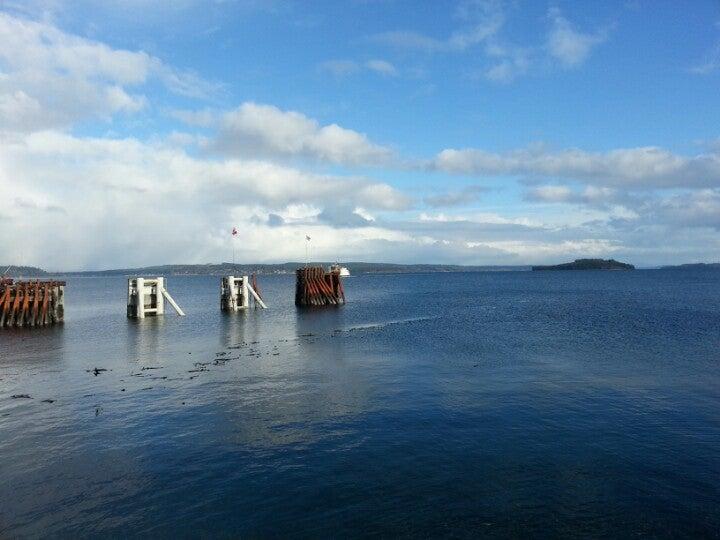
xmin=330 ymin=264 xmax=351 ymax=277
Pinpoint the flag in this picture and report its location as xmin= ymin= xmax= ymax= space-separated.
xmin=306 ymin=235 xmax=311 ymax=241
xmin=232 ymin=227 xmax=238 ymax=236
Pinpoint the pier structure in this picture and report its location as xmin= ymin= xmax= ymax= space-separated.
xmin=221 ymin=275 xmax=267 ymax=311
xmin=0 ymin=279 xmax=65 ymax=328
xmin=127 ymin=277 xmax=185 ymax=318
xmin=295 ymin=267 xmax=345 ymax=307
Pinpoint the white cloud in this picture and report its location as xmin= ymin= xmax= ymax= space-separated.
xmin=213 ymin=102 xmax=394 ymax=166
xmin=0 ymin=130 xmax=411 ymax=268
xmin=432 ymin=145 xmax=720 ymax=189
xmin=2 ymin=127 xmax=718 ymax=268
xmin=547 ymin=7 xmax=608 ymax=67
xmin=480 ymin=238 xmax=622 ymax=259
xmin=0 ymin=12 xmax=216 ymax=132
xmin=418 ymin=211 xmax=538 ymax=227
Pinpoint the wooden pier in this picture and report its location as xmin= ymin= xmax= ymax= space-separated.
xmin=295 ymin=267 xmax=345 ymax=307
xmin=127 ymin=277 xmax=185 ymax=318
xmin=0 ymin=279 xmax=65 ymax=328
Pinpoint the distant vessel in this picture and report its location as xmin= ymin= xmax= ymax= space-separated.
xmin=330 ymin=264 xmax=351 ymax=277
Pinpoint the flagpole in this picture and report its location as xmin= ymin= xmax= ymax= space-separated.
xmin=231 ymin=227 xmax=238 ymax=267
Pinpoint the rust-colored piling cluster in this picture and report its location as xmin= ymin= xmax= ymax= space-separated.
xmin=251 ymin=273 xmax=262 ymax=301
xmin=0 ymin=279 xmax=65 ymax=328
xmin=295 ymin=267 xmax=345 ymax=307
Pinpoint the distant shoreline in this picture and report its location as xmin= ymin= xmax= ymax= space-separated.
xmin=3 ymin=260 xmax=719 ymax=277
xmin=2 ymin=262 xmax=531 ymax=277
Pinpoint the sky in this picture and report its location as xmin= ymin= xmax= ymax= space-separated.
xmin=0 ymin=0 xmax=719 ymax=270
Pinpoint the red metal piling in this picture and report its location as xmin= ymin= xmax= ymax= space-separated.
xmin=295 ymin=267 xmax=345 ymax=307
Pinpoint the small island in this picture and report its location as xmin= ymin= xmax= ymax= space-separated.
xmin=532 ymin=258 xmax=635 ymax=271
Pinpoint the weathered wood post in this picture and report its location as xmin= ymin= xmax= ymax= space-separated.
xmin=0 ymin=280 xmax=65 ymax=328
xmin=52 ymin=283 xmax=64 ymax=323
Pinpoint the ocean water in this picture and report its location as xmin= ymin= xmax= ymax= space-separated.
xmin=1 ymin=270 xmax=719 ymax=537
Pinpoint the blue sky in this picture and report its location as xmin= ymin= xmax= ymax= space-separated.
xmin=1 ymin=0 xmax=719 ymax=269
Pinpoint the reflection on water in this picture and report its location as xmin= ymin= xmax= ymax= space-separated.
xmin=1 ymin=271 xmax=720 ymax=537
xmin=126 ymin=316 xmax=165 ymax=362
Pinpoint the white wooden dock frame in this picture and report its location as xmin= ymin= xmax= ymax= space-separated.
xmin=127 ymin=277 xmax=185 ymax=318
xmin=221 ymin=276 xmax=267 ymax=311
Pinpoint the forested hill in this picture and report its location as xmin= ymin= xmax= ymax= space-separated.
xmin=532 ymin=259 xmax=635 ymax=271
xmin=1 ymin=265 xmax=49 ymax=277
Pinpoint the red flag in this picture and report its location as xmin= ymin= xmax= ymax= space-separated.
xmin=232 ymin=227 xmax=238 ymax=236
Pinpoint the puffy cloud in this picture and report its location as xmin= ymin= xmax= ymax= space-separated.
xmin=479 ymin=238 xmax=623 ymax=260
xmin=547 ymin=7 xmax=608 ymax=67
xmin=432 ymin=145 xmax=720 ymax=189
xmin=3 ymin=126 xmax=718 ymax=269
xmin=0 ymin=130 xmax=411 ymax=268
xmin=0 ymin=12 xmax=216 ymax=132
xmin=213 ymin=102 xmax=394 ymax=166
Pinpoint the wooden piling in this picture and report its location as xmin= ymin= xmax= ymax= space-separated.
xmin=295 ymin=267 xmax=345 ymax=307
xmin=0 ymin=279 xmax=65 ymax=328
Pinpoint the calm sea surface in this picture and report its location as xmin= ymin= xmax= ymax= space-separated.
xmin=1 ymin=270 xmax=719 ymax=537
